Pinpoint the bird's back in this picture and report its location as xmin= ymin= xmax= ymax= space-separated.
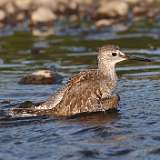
xmin=36 ymin=69 xmax=117 ymax=115
xmin=38 ymin=69 xmax=102 ymax=107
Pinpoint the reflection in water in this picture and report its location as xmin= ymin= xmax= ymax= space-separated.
xmin=67 ymin=111 xmax=120 ymax=125
xmin=0 ymin=108 xmax=120 ymax=128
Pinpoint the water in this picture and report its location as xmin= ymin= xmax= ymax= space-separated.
xmin=0 ymin=21 xmax=160 ymax=160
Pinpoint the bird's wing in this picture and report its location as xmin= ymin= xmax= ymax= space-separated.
xmin=52 ymin=69 xmax=109 ymax=116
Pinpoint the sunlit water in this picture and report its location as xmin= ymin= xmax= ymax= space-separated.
xmin=0 ymin=22 xmax=160 ymax=160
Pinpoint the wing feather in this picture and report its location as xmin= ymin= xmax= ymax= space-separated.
xmin=52 ymin=70 xmax=105 ymax=115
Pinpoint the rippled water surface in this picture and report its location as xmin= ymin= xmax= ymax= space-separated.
xmin=0 ymin=21 xmax=160 ymax=160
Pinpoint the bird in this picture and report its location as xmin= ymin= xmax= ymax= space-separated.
xmin=9 ymin=44 xmax=128 ymax=117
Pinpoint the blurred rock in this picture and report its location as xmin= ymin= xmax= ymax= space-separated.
xmin=96 ymin=0 xmax=129 ymax=18
xmin=5 ymin=1 xmax=16 ymax=15
xmin=14 ymin=0 xmax=32 ymax=11
xmin=95 ymin=19 xmax=115 ymax=28
xmin=31 ymin=27 xmax=54 ymax=37
xmin=31 ymin=7 xmax=56 ymax=25
xmin=0 ymin=9 xmax=6 ymax=27
xmin=16 ymin=12 xmax=25 ymax=22
xmin=124 ymin=0 xmax=139 ymax=5
xmin=32 ymin=0 xmax=57 ymax=11
xmin=133 ymin=5 xmax=148 ymax=16
xmin=55 ymin=0 xmax=77 ymax=15
xmin=19 ymin=69 xmax=62 ymax=85
xmin=0 ymin=10 xmax=6 ymax=20
xmin=132 ymin=0 xmax=160 ymax=18
xmin=0 ymin=0 xmax=159 ymax=35
xmin=0 ymin=0 xmax=10 ymax=7
xmin=147 ymin=8 xmax=160 ymax=18
xmin=66 ymin=0 xmax=79 ymax=14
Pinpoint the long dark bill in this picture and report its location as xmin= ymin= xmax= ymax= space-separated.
xmin=129 ymin=57 xmax=152 ymax=62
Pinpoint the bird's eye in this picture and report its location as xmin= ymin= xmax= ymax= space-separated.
xmin=112 ymin=52 xmax=117 ymax=56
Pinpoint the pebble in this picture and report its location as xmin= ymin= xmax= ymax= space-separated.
xmin=0 ymin=0 xmax=158 ymax=34
xmin=0 ymin=9 xmax=6 ymax=28
xmin=95 ymin=19 xmax=115 ymax=28
xmin=5 ymin=2 xmax=16 ymax=15
xmin=31 ymin=7 xmax=56 ymax=24
xmin=31 ymin=27 xmax=54 ymax=37
xmin=97 ymin=0 xmax=129 ymax=18
xmin=0 ymin=10 xmax=6 ymax=21
xmin=14 ymin=0 xmax=32 ymax=11
xmin=19 ymin=69 xmax=62 ymax=85
xmin=16 ymin=12 xmax=25 ymax=22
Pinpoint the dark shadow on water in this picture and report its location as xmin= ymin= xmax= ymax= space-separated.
xmin=0 ymin=104 xmax=57 ymax=128
xmin=0 ymin=113 xmax=53 ymax=128
xmin=66 ymin=110 xmax=120 ymax=125
xmin=0 ymin=102 xmax=120 ymax=128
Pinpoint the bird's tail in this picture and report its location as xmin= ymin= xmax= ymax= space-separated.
xmin=8 ymin=107 xmax=40 ymax=118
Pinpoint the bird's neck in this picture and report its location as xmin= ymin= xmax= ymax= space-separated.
xmin=98 ymin=61 xmax=117 ymax=81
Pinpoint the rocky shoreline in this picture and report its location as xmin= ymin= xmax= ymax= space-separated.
xmin=0 ymin=0 xmax=159 ymax=35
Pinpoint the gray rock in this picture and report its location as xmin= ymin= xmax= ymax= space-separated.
xmin=31 ymin=7 xmax=56 ymax=24
xmin=97 ymin=0 xmax=129 ymax=18
xmin=0 ymin=9 xmax=6 ymax=27
xmin=95 ymin=19 xmax=115 ymax=28
xmin=5 ymin=2 xmax=16 ymax=15
xmin=0 ymin=9 xmax=6 ymax=21
xmin=19 ymin=70 xmax=62 ymax=85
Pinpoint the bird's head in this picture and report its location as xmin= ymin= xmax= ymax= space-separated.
xmin=98 ymin=45 xmax=128 ymax=66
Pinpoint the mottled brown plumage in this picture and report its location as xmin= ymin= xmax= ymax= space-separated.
xmin=9 ymin=44 xmax=128 ymax=117
xmin=41 ymin=69 xmax=118 ymax=116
